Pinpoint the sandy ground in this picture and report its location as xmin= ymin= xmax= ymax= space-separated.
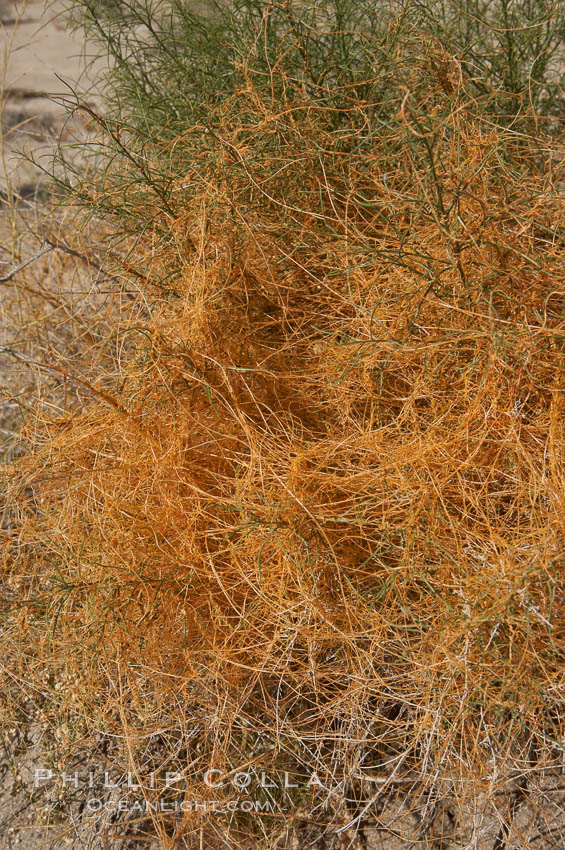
xmin=1 ymin=0 xmax=105 ymax=197
xmin=0 ymin=0 xmax=104 ymax=452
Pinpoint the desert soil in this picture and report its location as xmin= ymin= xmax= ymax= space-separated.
xmin=1 ymin=0 xmax=106 ymax=198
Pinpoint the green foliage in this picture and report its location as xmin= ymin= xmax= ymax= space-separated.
xmin=58 ymin=0 xmax=565 ymax=230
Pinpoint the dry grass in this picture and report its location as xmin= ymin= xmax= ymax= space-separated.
xmin=1 ymin=13 xmax=564 ymax=850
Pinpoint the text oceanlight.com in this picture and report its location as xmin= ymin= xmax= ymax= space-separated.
xmin=85 ymin=798 xmax=275 ymax=814
xmin=33 ymin=767 xmax=328 ymax=816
